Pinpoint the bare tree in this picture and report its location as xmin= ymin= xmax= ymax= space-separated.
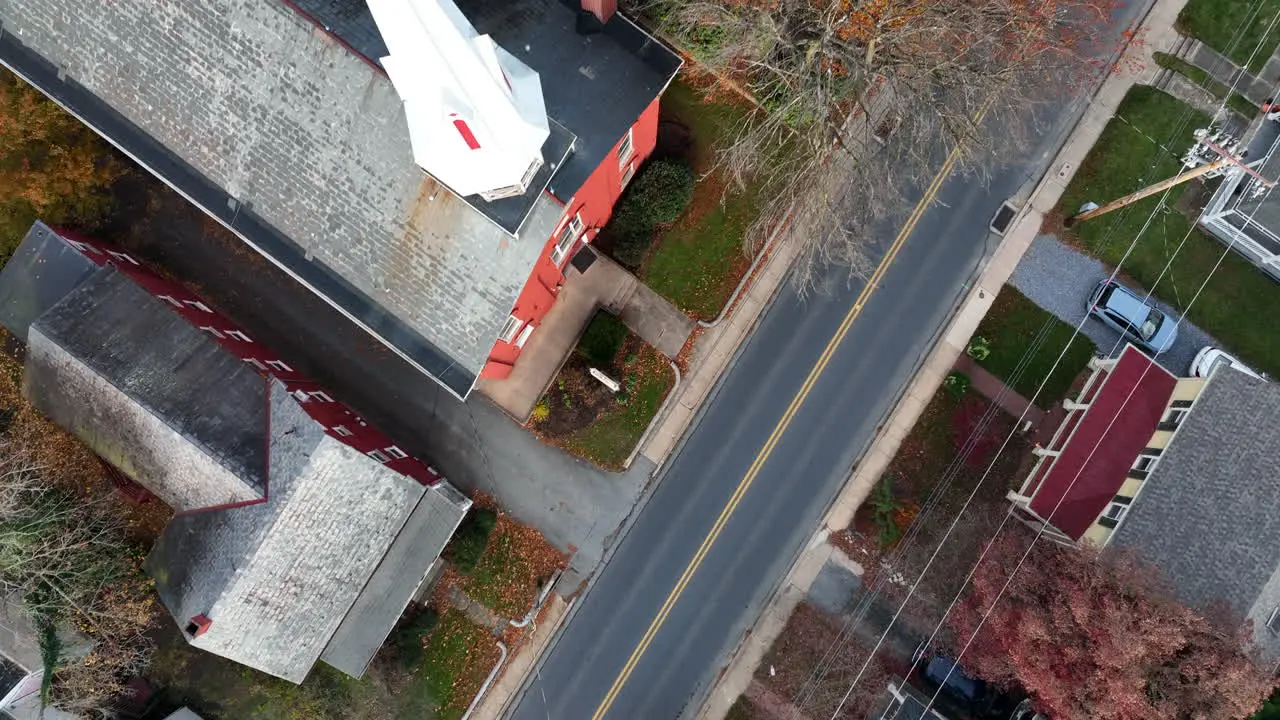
xmin=637 ymin=0 xmax=1123 ymax=288
xmin=0 ymin=445 xmax=157 ymax=716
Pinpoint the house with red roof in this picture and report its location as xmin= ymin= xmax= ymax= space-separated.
xmin=1008 ymin=343 xmax=1280 ymax=663
xmin=1008 ymin=344 xmax=1180 ymax=546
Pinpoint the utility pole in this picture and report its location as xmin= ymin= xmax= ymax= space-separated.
xmin=1063 ymin=158 xmax=1231 ymax=226
xmin=1064 ymin=128 xmax=1274 ymax=227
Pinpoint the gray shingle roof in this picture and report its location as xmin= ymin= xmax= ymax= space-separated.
xmin=148 ymin=382 xmax=428 ymax=683
xmin=1110 ymin=367 xmax=1280 ymax=654
xmin=0 ymin=0 xmax=568 ymax=397
xmin=24 ymin=268 xmax=269 ymax=512
xmin=0 ymin=221 xmax=98 ymax=343
xmin=319 ymin=481 xmax=469 ymax=677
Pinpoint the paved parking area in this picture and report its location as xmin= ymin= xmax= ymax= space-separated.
xmin=1009 ymin=234 xmax=1218 ymax=375
xmin=107 ymin=178 xmax=648 ymax=584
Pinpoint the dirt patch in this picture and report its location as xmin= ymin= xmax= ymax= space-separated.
xmin=846 ymin=387 xmax=1030 ymax=607
xmin=756 ymin=602 xmax=892 ymax=719
xmin=538 ymin=355 xmax=618 ymax=436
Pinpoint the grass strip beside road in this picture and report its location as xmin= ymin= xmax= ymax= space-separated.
xmin=1056 ymin=86 xmax=1280 ymax=378
xmin=1177 ymin=0 xmax=1280 ymax=74
xmin=971 ymin=287 xmax=1097 ymax=404
xmin=641 ymin=80 xmax=758 ymax=319
xmin=1152 ymin=52 xmax=1258 ymax=118
xmin=400 ymin=608 xmax=499 ymax=720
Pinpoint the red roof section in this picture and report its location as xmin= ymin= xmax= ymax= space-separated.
xmin=1029 ymin=346 xmax=1177 ymax=539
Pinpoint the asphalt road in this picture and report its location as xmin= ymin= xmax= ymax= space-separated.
xmin=510 ymin=10 xmax=1152 ymax=718
xmin=512 ymin=167 xmax=1031 ymax=719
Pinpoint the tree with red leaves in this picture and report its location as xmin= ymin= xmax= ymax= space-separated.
xmin=638 ymin=0 xmax=1128 ymax=288
xmin=948 ymin=534 xmax=1272 ymax=719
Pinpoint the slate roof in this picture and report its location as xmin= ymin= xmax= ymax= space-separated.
xmin=24 ymin=268 xmax=269 ymax=512
xmin=319 ymin=480 xmax=470 ymax=676
xmin=1029 ymin=346 xmax=1177 ymax=539
xmin=147 ymin=382 xmax=431 ymax=682
xmin=1110 ymin=366 xmax=1280 ymax=652
xmin=0 ymin=0 xmax=676 ymax=398
xmin=0 ymin=221 xmax=98 ymax=343
xmin=0 ymin=222 xmax=471 ymax=682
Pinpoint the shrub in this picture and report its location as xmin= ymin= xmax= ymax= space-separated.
xmin=393 ymin=608 xmax=439 ymax=669
xmin=446 ymin=508 xmax=497 ymax=573
xmin=966 ymin=336 xmax=991 ymax=361
xmin=531 ymin=400 xmax=550 ymax=422
xmin=943 ymin=371 xmax=971 ymax=398
xmin=605 ymin=159 xmax=694 ymax=269
xmin=871 ymin=477 xmax=904 ymax=548
xmin=578 ymin=311 xmax=629 ymax=367
xmin=630 ymin=159 xmax=694 ymax=224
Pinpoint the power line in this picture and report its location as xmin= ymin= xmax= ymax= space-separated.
xmin=808 ymin=7 xmax=1280 ymax=715
xmin=898 ymin=19 xmax=1280 ymax=715
xmin=917 ymin=175 xmax=1278 ymax=719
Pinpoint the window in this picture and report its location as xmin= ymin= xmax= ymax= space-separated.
xmin=199 ymin=326 xmax=224 ymax=339
xmin=243 ymin=357 xmax=266 ymax=371
xmin=551 ymin=214 xmax=584 ymax=265
xmin=1131 ymin=453 xmax=1158 ymax=473
xmin=1268 ymin=607 xmax=1280 ymax=634
xmin=367 ymin=449 xmax=391 ymax=463
xmin=498 ymin=315 xmax=524 ymax=344
xmin=1159 ymin=405 xmax=1190 ymax=430
xmin=184 ymin=300 xmax=213 ymax=313
xmin=331 ymin=425 xmax=353 ymax=438
xmin=225 ymin=329 xmax=253 ymax=343
xmin=308 ymin=391 xmax=334 ymax=403
xmin=265 ymin=359 xmax=293 ymax=373
xmin=515 ymin=323 xmax=535 ymax=349
xmin=1098 ymin=497 xmax=1132 ymax=528
xmin=157 ymin=294 xmax=183 ymax=308
xmin=617 ymin=128 xmax=634 ymax=168
xmin=107 ymin=250 xmax=139 ymax=265
xmin=384 ymin=445 xmax=408 ymax=460
xmin=620 ymin=162 xmax=636 ymax=190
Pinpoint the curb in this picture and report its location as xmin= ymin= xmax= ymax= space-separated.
xmin=691 ymin=0 xmax=1174 ymax=714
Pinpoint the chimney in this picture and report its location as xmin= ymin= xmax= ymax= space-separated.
xmin=367 ymin=0 xmax=550 ymax=200
xmin=582 ymin=0 xmax=616 ymax=24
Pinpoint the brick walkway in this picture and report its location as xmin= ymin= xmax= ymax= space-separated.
xmin=952 ymin=354 xmax=1045 ymax=426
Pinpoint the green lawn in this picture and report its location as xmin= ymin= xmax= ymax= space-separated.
xmin=971 ymin=287 xmax=1098 ymax=405
xmin=1151 ymin=52 xmax=1258 ymax=118
xmin=563 ymin=343 xmax=674 ymax=469
xmin=1057 ymin=85 xmax=1280 ymax=378
xmin=640 ymin=79 xmax=761 ymax=319
xmin=1178 ymin=0 xmax=1280 ymax=73
xmin=399 ymin=608 xmax=496 ymax=720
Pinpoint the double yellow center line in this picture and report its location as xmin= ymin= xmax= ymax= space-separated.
xmin=591 ymin=127 xmax=974 ymax=719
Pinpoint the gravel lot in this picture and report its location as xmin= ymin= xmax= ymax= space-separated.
xmin=1009 ymin=234 xmax=1219 ymax=375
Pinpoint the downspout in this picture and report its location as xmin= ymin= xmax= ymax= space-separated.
xmin=460 ymin=641 xmax=508 ymax=720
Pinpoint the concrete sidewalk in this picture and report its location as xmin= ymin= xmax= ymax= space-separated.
xmin=696 ymin=0 xmax=1189 ymax=715
xmin=480 ymin=249 xmax=694 ymax=421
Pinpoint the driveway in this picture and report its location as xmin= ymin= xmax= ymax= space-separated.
xmin=107 ymin=176 xmax=647 ymax=584
xmin=1009 ymin=234 xmax=1219 ymax=374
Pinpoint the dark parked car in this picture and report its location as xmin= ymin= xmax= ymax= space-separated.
xmin=1087 ymin=279 xmax=1178 ymax=354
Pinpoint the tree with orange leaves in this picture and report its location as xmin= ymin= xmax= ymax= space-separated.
xmin=641 ymin=0 xmax=1125 ymax=287
xmin=0 ymin=70 xmax=121 ymax=261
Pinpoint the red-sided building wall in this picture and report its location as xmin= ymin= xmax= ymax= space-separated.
xmin=50 ymin=228 xmax=444 ymax=489
xmin=480 ymin=95 xmax=663 ymax=380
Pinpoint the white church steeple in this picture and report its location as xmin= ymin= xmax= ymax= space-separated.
xmin=366 ymin=0 xmax=551 ymax=200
